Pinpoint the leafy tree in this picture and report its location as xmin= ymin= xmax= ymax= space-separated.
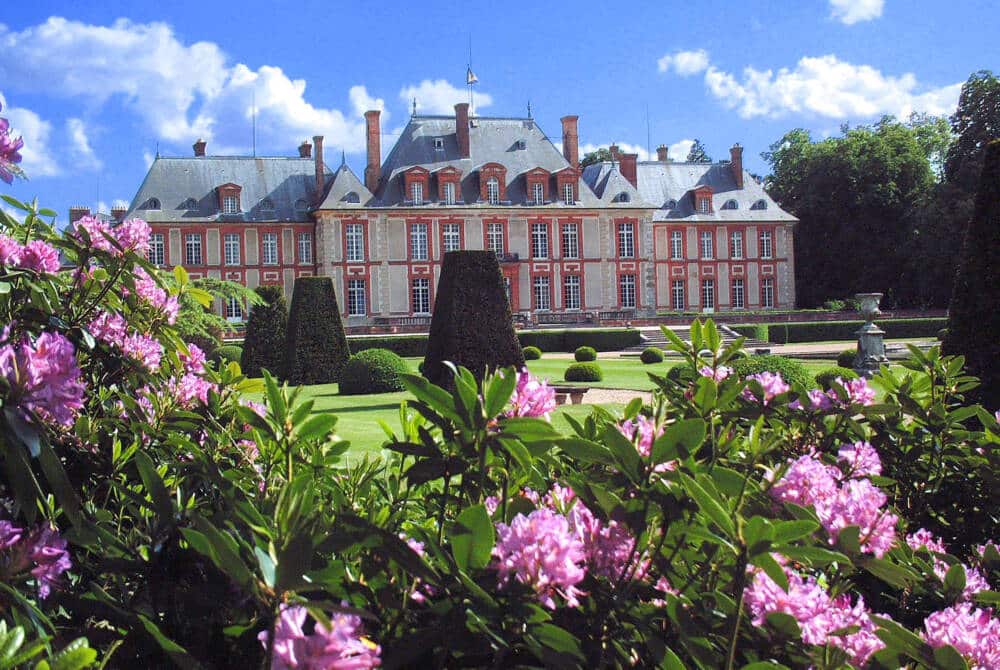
xmin=685 ymin=138 xmax=712 ymax=163
xmin=944 ymin=70 xmax=1000 ymax=193
xmin=240 ymin=285 xmax=287 ymax=378
xmin=580 ymin=147 xmax=612 ymax=167
xmin=907 ymin=112 xmax=953 ymax=179
xmin=173 ymin=275 xmax=262 ymax=355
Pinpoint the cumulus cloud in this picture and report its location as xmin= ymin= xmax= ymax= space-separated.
xmin=668 ymin=139 xmax=695 ymax=161
xmin=657 ymin=49 xmax=710 ymax=76
xmin=0 ymin=93 xmax=59 ymax=177
xmin=829 ymin=0 xmax=884 ymax=24
xmin=67 ymin=118 xmax=101 ymax=169
xmin=578 ymin=140 xmax=697 ymax=163
xmin=399 ymin=80 xmax=493 ymax=115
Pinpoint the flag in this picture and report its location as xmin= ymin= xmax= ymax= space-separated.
xmin=466 ymin=67 xmax=478 ymax=85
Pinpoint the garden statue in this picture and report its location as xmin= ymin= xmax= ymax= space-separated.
xmin=854 ymin=292 xmax=889 ymax=377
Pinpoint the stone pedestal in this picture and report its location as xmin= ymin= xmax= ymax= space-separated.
xmin=854 ymin=293 xmax=888 ymax=378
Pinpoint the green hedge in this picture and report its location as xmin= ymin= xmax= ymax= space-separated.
xmin=339 ymin=348 xmax=409 ymax=395
xmin=640 ymin=347 xmax=664 ymax=364
xmin=729 ymin=318 xmax=946 ymax=344
xmin=346 ymin=328 xmax=642 ymax=358
xmin=565 ymin=362 xmax=603 ymax=382
xmin=574 ymin=346 xmax=597 ymax=362
xmin=241 ymin=285 xmax=287 ymax=378
xmin=212 ymin=344 xmax=243 ymax=366
xmin=731 ymin=355 xmax=812 ymax=389
xmin=522 ymin=346 xmax=542 ymax=360
xmin=837 ymin=349 xmax=857 ymax=368
xmin=815 ymin=366 xmax=859 ymax=390
xmin=282 ymin=277 xmax=350 ymax=385
xmin=349 ymin=335 xmax=428 ymax=357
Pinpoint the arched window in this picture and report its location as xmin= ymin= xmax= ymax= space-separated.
xmin=259 ymin=198 xmax=274 ymax=212
xmin=665 ymin=199 xmax=677 ymax=210
xmin=613 ymin=192 xmax=631 ymax=203
xmin=180 ymin=198 xmax=198 ymax=210
xmin=751 ymin=199 xmax=768 ymax=210
xmin=145 ymin=198 xmax=161 ymax=210
xmin=342 ymin=192 xmax=360 ymax=203
xmin=294 ymin=198 xmax=309 ymax=212
xmin=722 ymin=199 xmax=739 ymax=210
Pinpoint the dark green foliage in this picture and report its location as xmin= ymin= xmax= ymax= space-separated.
xmin=640 ymin=347 xmax=664 ymax=364
xmin=943 ymin=139 xmax=1000 ymax=408
xmin=732 ymin=318 xmax=945 ymax=344
xmin=580 ymin=147 xmax=613 ymax=167
xmin=518 ymin=328 xmax=641 ymax=352
xmin=522 ymin=346 xmax=542 ymax=360
xmin=422 ymin=251 xmax=524 ymax=386
xmin=837 ymin=349 xmax=857 ymax=368
xmin=564 ymin=362 xmax=603 ymax=382
xmin=686 ymin=138 xmax=712 ymax=163
xmin=187 ymin=328 xmax=222 ymax=358
xmin=815 ymin=366 xmax=859 ymax=389
xmin=937 ymin=328 xmax=948 ymax=341
xmin=574 ymin=346 xmax=597 ymax=362
xmin=339 ymin=349 xmax=409 ymax=395
xmin=282 ymin=277 xmax=350 ymax=385
xmin=350 ymin=335 xmax=427 ymax=357
xmin=731 ymin=355 xmax=812 ymax=389
xmin=240 ymin=285 xmax=288 ymax=378
xmin=212 ymin=345 xmax=243 ymax=366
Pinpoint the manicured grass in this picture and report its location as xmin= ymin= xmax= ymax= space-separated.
xmin=525 ymin=357 xmax=678 ymax=391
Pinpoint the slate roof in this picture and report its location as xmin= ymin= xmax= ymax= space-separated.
xmin=317 ymin=163 xmax=373 ymax=209
xmin=126 ymin=156 xmax=333 ymax=222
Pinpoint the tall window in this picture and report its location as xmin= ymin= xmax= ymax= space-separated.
xmin=620 ymin=274 xmax=636 ymax=309
xmin=410 ymin=223 xmax=428 ymax=260
xmin=702 ymin=279 xmax=715 ymax=309
xmin=148 ymin=233 xmax=165 ymax=265
xmin=730 ymin=231 xmax=744 ymax=259
xmin=761 ymin=278 xmax=775 ymax=308
xmin=184 ymin=233 xmax=203 ymax=265
xmin=561 ymin=223 xmax=579 ymax=259
xmin=443 ymin=182 xmax=456 ymax=205
xmin=503 ymin=276 xmax=512 ymax=304
xmin=410 ymin=182 xmax=424 ymax=205
xmin=222 ymin=195 xmax=239 ymax=214
xmin=618 ymin=222 xmax=635 ymax=258
xmin=486 ymin=178 xmax=500 ymax=205
xmin=442 ymin=223 xmax=461 ymax=253
xmin=298 ymin=233 xmax=313 ymax=264
xmin=487 ymin=223 xmax=504 ymax=254
xmin=670 ymin=230 xmax=683 ymax=260
xmin=411 ymin=278 xmax=430 ymax=314
xmin=732 ymin=278 xmax=745 ymax=309
xmin=760 ymin=230 xmax=773 ymax=259
xmin=562 ymin=183 xmax=574 ymax=205
xmin=262 ymin=233 xmax=278 ymax=265
xmin=225 ymin=296 xmax=243 ymax=320
xmin=346 ymin=223 xmax=364 ymax=262
xmin=697 ymin=197 xmax=710 ymax=214
xmin=671 ymin=280 xmax=685 ymax=310
xmin=531 ymin=223 xmax=549 ymax=258
xmin=224 ymin=233 xmax=240 ymax=266
xmin=532 ymin=182 xmax=544 ymax=205
xmin=700 ymin=231 xmax=713 ymax=259
xmin=532 ymin=275 xmax=551 ymax=311
xmin=347 ymin=279 xmax=366 ymax=316
xmin=564 ymin=275 xmax=581 ymax=310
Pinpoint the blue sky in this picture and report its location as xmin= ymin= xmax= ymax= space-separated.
xmin=0 ymin=0 xmax=996 ymax=224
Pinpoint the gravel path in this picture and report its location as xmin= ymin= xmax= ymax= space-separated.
xmin=573 ymin=388 xmax=652 ymax=405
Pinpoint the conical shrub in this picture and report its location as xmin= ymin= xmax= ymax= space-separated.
xmin=240 ymin=285 xmax=287 ymax=378
xmin=282 ymin=277 xmax=350 ymax=385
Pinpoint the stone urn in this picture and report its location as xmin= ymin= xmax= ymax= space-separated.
xmin=853 ymin=292 xmax=888 ymax=377
xmin=856 ymin=293 xmax=883 ymax=323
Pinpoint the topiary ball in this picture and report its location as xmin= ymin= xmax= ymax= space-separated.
xmin=815 ymin=366 xmax=860 ymax=390
xmin=212 ymin=344 xmax=243 ymax=366
xmin=523 ymin=345 xmax=542 ymax=360
xmin=640 ymin=347 xmax=664 ymax=364
xmin=339 ymin=348 xmax=410 ymax=395
xmin=731 ymin=354 xmax=812 ymax=389
xmin=836 ymin=349 xmax=857 ymax=369
xmin=565 ymin=362 xmax=603 ymax=382
xmin=574 ymin=346 xmax=597 ymax=362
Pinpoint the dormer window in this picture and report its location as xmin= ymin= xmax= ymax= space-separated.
xmin=479 ymin=163 xmax=507 ymax=204
xmin=751 ymin=199 xmax=768 ymax=210
xmin=692 ymin=185 xmax=714 ymax=214
xmin=487 ymin=178 xmax=500 ymax=205
xmin=722 ymin=199 xmax=738 ymax=210
xmin=294 ymin=199 xmax=309 ymax=213
xmin=435 ymin=166 xmax=462 ymax=204
xmin=665 ymin=199 xmax=677 ymax=209
xmin=516 ymin=139 xmax=527 ymax=150
xmin=180 ymin=198 xmax=198 ymax=210
xmin=697 ymin=198 xmax=710 ymax=214
xmin=524 ymin=168 xmax=550 ymax=206
xmin=403 ymin=166 xmax=431 ymax=205
xmin=411 ymin=182 xmax=424 ymax=205
xmin=562 ymin=183 xmax=574 ymax=205
xmin=343 ymin=192 xmax=360 ymax=203
xmin=259 ymin=197 xmax=274 ymax=212
xmin=443 ymin=182 xmax=456 ymax=205
xmin=434 ymin=137 xmax=444 ymax=151
xmin=223 ymin=195 xmax=239 ymax=214
xmin=613 ymin=192 xmax=631 ymax=203
xmin=144 ymin=198 xmax=161 ymax=210
xmin=532 ymin=182 xmax=544 ymax=205
xmin=555 ymin=168 xmax=577 ymax=206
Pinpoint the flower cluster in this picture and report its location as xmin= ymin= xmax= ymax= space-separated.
xmin=907 ymin=529 xmax=991 ymax=600
xmin=89 ymin=310 xmax=164 ymax=371
xmin=0 ymin=517 xmax=71 ymax=599
xmin=617 ymin=415 xmax=662 ymax=458
xmin=741 ymin=372 xmax=791 ymax=405
xmin=0 ymin=234 xmax=60 ymax=274
xmin=922 ymin=603 xmax=1000 ymax=670
xmin=836 ymin=441 xmax=882 ymax=477
xmin=791 ymin=377 xmax=877 ymax=411
xmin=0 ymin=331 xmax=85 ymax=428
xmin=259 ymin=604 xmax=381 ymax=669
xmin=505 ymin=369 xmax=556 ymax=419
xmin=698 ymin=365 xmax=733 ymax=382
xmin=73 ymin=215 xmax=151 ymax=257
xmin=131 ymin=267 xmax=179 ymax=324
xmin=0 ymin=103 xmax=24 ymax=184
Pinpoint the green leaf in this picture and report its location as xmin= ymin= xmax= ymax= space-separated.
xmin=134 ymin=451 xmax=173 ymax=525
xmin=775 ymin=545 xmax=850 ymax=567
xmin=752 ymin=552 xmax=788 ymax=592
xmin=860 ymin=557 xmax=919 ymax=589
xmin=932 ymin=645 xmax=969 ymax=670
xmin=0 ymin=625 xmax=25 ymax=662
xmin=661 ymin=647 xmax=687 ymax=670
xmin=483 ymin=368 xmax=517 ymax=419
xmin=943 ymin=562 xmax=967 ymax=599
xmin=275 ymin=532 xmax=314 ymax=592
xmin=186 ymin=287 xmax=214 ymax=308
xmin=172 ymin=265 xmax=189 ymax=286
xmin=765 ymin=611 xmax=802 ymax=639
xmin=557 ymin=438 xmax=614 ymax=466
xmin=45 ymin=638 xmax=97 ymax=670
xmin=741 ymin=663 xmax=791 ymax=670
xmin=254 ymin=547 xmax=276 ymax=588
xmin=295 ymin=414 xmax=338 ymax=443
xmin=501 ymin=417 xmax=561 ymax=442
xmin=602 ymin=424 xmax=642 ymax=482
xmin=137 ymin=615 xmax=199 ymax=668
xmin=529 ymin=623 xmax=584 ymax=661
xmin=677 ymin=472 xmax=735 ymax=539
xmin=37 ymin=442 xmax=83 ymax=527
xmin=872 ymin=616 xmax=928 ymax=660
xmin=651 ymin=419 xmax=705 ymax=464
xmin=771 ymin=520 xmax=819 ymax=544
xmin=449 ymin=504 xmax=494 ymax=572
xmin=5 ymin=408 xmax=41 ymax=458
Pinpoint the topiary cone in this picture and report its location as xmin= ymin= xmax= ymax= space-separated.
xmin=423 ymin=251 xmax=525 ymax=386
xmin=241 ymin=285 xmax=288 ymax=378
xmin=282 ymin=277 xmax=350 ymax=385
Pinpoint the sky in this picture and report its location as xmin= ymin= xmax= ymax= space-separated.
xmin=0 ymin=0 xmax=996 ymax=225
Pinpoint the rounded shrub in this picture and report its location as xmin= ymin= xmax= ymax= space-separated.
xmin=522 ymin=345 xmax=542 ymax=360
xmin=814 ymin=366 xmax=860 ymax=390
xmin=565 ymin=362 xmax=603 ymax=382
xmin=212 ymin=344 xmax=243 ymax=366
xmin=339 ymin=348 xmax=410 ymax=395
xmin=574 ymin=346 xmax=597 ymax=362
xmin=640 ymin=347 xmax=664 ymax=364
xmin=731 ymin=354 xmax=812 ymax=389
xmin=836 ymin=349 xmax=857 ymax=369
xmin=937 ymin=327 xmax=948 ymax=341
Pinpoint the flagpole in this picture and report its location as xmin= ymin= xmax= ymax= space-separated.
xmin=468 ymin=34 xmax=474 ymax=116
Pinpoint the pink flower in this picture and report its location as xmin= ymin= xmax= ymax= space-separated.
xmin=0 ymin=331 xmax=85 ymax=428
xmin=742 ymin=371 xmax=790 ymax=405
xmin=16 ymin=240 xmax=60 ymax=274
xmin=838 ymin=377 xmax=876 ymax=406
xmin=259 ymin=604 xmax=381 ymax=669
xmin=28 ymin=525 xmax=71 ymax=599
xmin=132 ymin=268 xmax=179 ymax=324
xmin=837 ymin=441 xmax=882 ymax=478
xmin=0 ymin=520 xmax=23 ymax=550
xmin=505 ymin=369 xmax=556 ymax=420
xmin=169 ymin=372 xmax=216 ymax=408
xmin=617 ymin=415 xmax=663 ymax=458
xmin=241 ymin=399 xmax=268 ymax=418
xmin=89 ymin=311 xmax=128 ymax=346
xmin=978 ymin=541 xmax=1000 ymax=558
xmin=181 ymin=343 xmax=208 ymax=374
xmin=907 ymin=528 xmax=948 ymax=555
xmin=923 ymin=603 xmax=1000 ymax=670
xmin=790 ymin=388 xmax=834 ymax=411
xmin=698 ymin=365 xmax=733 ymax=382
xmin=769 ymin=454 xmax=841 ymax=508
xmin=0 ymin=235 xmax=22 ymax=265
xmin=0 ymin=107 xmax=24 ymax=184
xmin=73 ymin=216 xmax=116 ymax=254
xmin=121 ymin=333 xmax=162 ymax=371
xmin=114 ymin=218 xmax=151 ymax=255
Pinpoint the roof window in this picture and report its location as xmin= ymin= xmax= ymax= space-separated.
xmin=434 ymin=137 xmax=444 ymax=151
xmin=665 ymin=199 xmax=677 ymax=210
xmin=180 ymin=198 xmax=198 ymax=210
xmin=259 ymin=197 xmax=274 ymax=211
xmin=144 ymin=198 xmax=161 ymax=210
xmin=516 ymin=139 xmax=527 ymax=150
xmin=613 ymin=192 xmax=631 ymax=203
xmin=294 ymin=198 xmax=309 ymax=212
xmin=343 ymin=192 xmax=360 ymax=203
xmin=751 ymin=199 xmax=768 ymax=210
xmin=722 ymin=199 xmax=739 ymax=210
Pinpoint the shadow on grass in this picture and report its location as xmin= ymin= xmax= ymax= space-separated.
xmin=312 ymin=402 xmax=402 ymax=415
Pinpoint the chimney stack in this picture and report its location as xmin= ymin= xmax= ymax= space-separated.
xmin=298 ymin=140 xmax=312 ymax=158
xmin=454 ymin=103 xmax=470 ymax=158
xmin=111 ymin=205 xmax=127 ymax=223
xmin=69 ymin=206 xmax=90 ymax=225
xmin=730 ymin=143 xmax=744 ymax=189
xmin=193 ymin=139 xmax=207 ymax=157
xmin=313 ymin=135 xmax=325 ymax=200
xmin=609 ymin=144 xmax=621 ymax=162
xmin=620 ymin=153 xmax=638 ymax=188
xmin=561 ymin=115 xmax=579 ymax=169
xmin=656 ymin=144 xmax=669 ymax=162
xmin=364 ymin=110 xmax=381 ymax=193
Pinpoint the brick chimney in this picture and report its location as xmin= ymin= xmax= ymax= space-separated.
xmin=454 ymin=103 xmax=470 ymax=158
xmin=111 ymin=205 xmax=127 ymax=223
xmin=313 ymin=135 xmax=325 ymax=200
xmin=730 ymin=143 xmax=744 ymax=189
xmin=620 ymin=153 xmax=638 ymax=188
xmin=561 ymin=115 xmax=579 ymax=169
xmin=656 ymin=144 xmax=669 ymax=162
xmin=364 ymin=110 xmax=381 ymax=193
xmin=193 ymin=139 xmax=206 ymax=157
xmin=609 ymin=144 xmax=621 ymax=162
xmin=69 ymin=206 xmax=90 ymax=225
xmin=298 ymin=140 xmax=312 ymax=158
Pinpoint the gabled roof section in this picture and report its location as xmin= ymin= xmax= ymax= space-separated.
xmin=317 ymin=163 xmax=373 ymax=209
xmin=581 ymin=163 xmax=645 ymax=206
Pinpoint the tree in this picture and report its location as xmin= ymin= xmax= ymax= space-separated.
xmin=944 ymin=70 xmax=1000 ymax=193
xmin=580 ymin=147 xmax=613 ymax=167
xmin=686 ymin=139 xmax=712 ymax=163
xmin=173 ymin=275 xmax=262 ymax=355
xmin=282 ymin=277 xmax=350 ymax=385
xmin=942 ymin=139 xmax=1000 ymax=409
xmin=240 ymin=285 xmax=287 ymax=378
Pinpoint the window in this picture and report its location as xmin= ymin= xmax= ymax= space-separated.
xmin=751 ymin=199 xmax=768 ymax=210
xmin=730 ymin=231 xmax=744 ymax=259
xmin=761 ymin=278 xmax=775 ymax=308
xmin=722 ymin=199 xmax=738 ymax=210
xmin=298 ymin=233 xmax=313 ymax=264
xmin=562 ymin=183 xmax=574 ymax=205
xmin=181 ymin=198 xmax=198 ymax=210
xmin=531 ymin=222 xmax=549 ymax=258
xmin=618 ymin=222 xmax=635 ymax=258
xmin=262 ymin=233 xmax=278 ymax=265
xmin=346 ymin=223 xmax=364 ymax=262
xmin=564 ymin=275 xmax=581 ymax=310
xmin=184 ymin=233 xmax=203 ymax=265
xmin=732 ymin=278 xmax=745 ymax=309
xmin=700 ymin=231 xmax=713 ymax=259
xmin=443 ymin=182 xmax=456 ymax=205
xmin=665 ymin=199 xmax=678 ymax=210
xmin=259 ymin=198 xmax=274 ymax=212
xmin=620 ymin=274 xmax=636 ymax=309
xmin=347 ymin=279 xmax=366 ymax=316
xmin=145 ymin=198 xmax=161 ymax=210
xmin=532 ymin=182 xmax=544 ymax=205
xmin=294 ymin=199 xmax=309 ymax=213
xmin=760 ymin=230 xmax=773 ymax=259
xmin=442 ymin=223 xmax=461 ymax=253
xmin=503 ymin=276 xmax=512 ymax=304
xmin=410 ymin=182 xmax=424 ymax=205
xmin=486 ymin=178 xmax=500 ymax=205
xmin=487 ymin=223 xmax=504 ymax=254
xmin=225 ymin=296 xmax=243 ymax=321
xmin=702 ymin=279 xmax=715 ymax=309
xmin=224 ymin=233 xmax=240 ymax=266
xmin=670 ymin=230 xmax=683 ymax=260
xmin=672 ymin=280 xmax=685 ymax=310
xmin=148 ymin=233 xmax=165 ymax=265
xmin=411 ymin=278 xmax=431 ymax=314
xmin=434 ymin=137 xmax=444 ymax=150
xmin=343 ymin=192 xmax=360 ymax=204
xmin=561 ymin=223 xmax=579 ymax=259
xmin=410 ymin=223 xmax=428 ymax=260
xmin=698 ymin=197 xmax=710 ymax=214
xmin=222 ymin=195 xmax=239 ymax=214
xmin=532 ymin=275 xmax=551 ymax=311
xmin=614 ymin=192 xmax=631 ymax=203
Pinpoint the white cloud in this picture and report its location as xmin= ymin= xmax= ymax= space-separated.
xmin=657 ymin=49 xmax=710 ymax=76
xmin=0 ymin=93 xmax=59 ymax=177
xmin=829 ymin=0 xmax=884 ymax=24
xmin=67 ymin=118 xmax=101 ymax=169
xmin=578 ymin=140 xmax=696 ymax=162
xmin=142 ymin=151 xmax=155 ymax=169
xmin=399 ymin=80 xmax=493 ymax=115
xmin=669 ymin=139 xmax=695 ymax=161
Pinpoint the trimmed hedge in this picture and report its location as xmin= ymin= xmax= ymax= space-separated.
xmin=731 ymin=355 xmax=812 ymax=389
xmin=836 ymin=349 xmax=857 ymax=368
xmin=565 ymin=362 xmax=603 ymax=382
xmin=213 ymin=345 xmax=243 ymax=366
xmin=523 ymin=346 xmax=542 ymax=360
xmin=730 ymin=318 xmax=946 ymax=344
xmin=518 ymin=328 xmax=641 ymax=352
xmin=241 ymin=285 xmax=287 ymax=378
xmin=350 ymin=335 xmax=427 ymax=357
xmin=339 ymin=348 xmax=409 ymax=395
xmin=640 ymin=347 xmax=664 ymax=364
xmin=282 ymin=277 xmax=351 ymax=385
xmin=815 ymin=366 xmax=859 ymax=390
xmin=574 ymin=346 xmax=597 ymax=362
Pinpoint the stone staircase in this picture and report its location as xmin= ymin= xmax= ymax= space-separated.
xmin=623 ymin=324 xmax=771 ymax=354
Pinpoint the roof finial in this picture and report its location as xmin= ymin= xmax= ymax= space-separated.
xmin=412 ymin=97 xmax=417 ymax=116
xmin=527 ymin=100 xmax=532 ymax=118
xmin=340 ymin=150 xmax=346 ymax=167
